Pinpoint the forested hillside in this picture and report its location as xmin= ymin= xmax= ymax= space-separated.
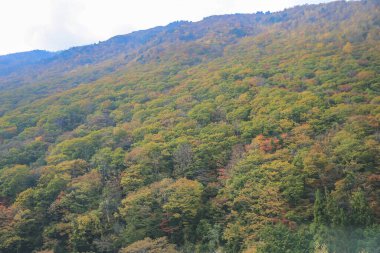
xmin=0 ymin=1 xmax=379 ymax=252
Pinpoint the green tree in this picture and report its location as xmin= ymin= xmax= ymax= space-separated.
xmin=119 ymin=237 xmax=178 ymax=253
xmin=0 ymin=165 xmax=35 ymax=201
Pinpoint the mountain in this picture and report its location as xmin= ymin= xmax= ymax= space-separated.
xmin=0 ymin=50 xmax=57 ymax=76
xmin=0 ymin=1 xmax=379 ymax=253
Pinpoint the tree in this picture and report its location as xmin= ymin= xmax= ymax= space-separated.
xmin=163 ymin=178 xmax=203 ymax=222
xmin=91 ymin=147 xmax=125 ymax=182
xmin=119 ymin=179 xmax=173 ymax=244
xmin=0 ymin=165 xmax=35 ymax=202
xmin=119 ymin=237 xmax=178 ymax=253
xmin=343 ymin=42 xmax=353 ymax=54
xmin=70 ymin=211 xmax=102 ymax=252
xmin=188 ymin=102 xmax=217 ymax=125
xmin=256 ymin=224 xmax=312 ymax=253
xmin=173 ymin=143 xmax=193 ymax=177
xmin=350 ymin=189 xmax=373 ymax=226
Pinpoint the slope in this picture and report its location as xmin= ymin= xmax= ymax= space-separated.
xmin=0 ymin=1 xmax=379 ymax=253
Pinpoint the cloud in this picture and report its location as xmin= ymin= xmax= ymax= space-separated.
xmin=0 ymin=0 xmax=334 ymax=55
xmin=27 ymin=0 xmax=93 ymax=51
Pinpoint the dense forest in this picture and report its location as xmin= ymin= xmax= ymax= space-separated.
xmin=0 ymin=0 xmax=379 ymax=252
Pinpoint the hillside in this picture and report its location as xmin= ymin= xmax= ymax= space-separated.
xmin=0 ymin=1 xmax=379 ymax=252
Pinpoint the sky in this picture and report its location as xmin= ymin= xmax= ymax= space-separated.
xmin=0 ymin=0 xmax=334 ymax=55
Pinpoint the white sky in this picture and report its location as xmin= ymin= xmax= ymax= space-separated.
xmin=0 ymin=0 xmax=333 ymax=55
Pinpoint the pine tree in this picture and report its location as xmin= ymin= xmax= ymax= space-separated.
xmin=350 ymin=189 xmax=373 ymax=227
xmin=314 ymin=189 xmax=326 ymax=225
